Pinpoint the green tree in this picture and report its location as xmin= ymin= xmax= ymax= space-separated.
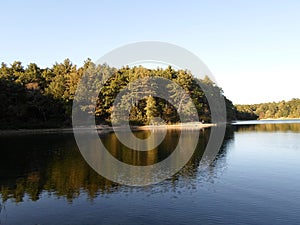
xmin=144 ymin=95 xmax=158 ymax=124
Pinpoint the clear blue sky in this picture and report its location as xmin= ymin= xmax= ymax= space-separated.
xmin=1 ymin=0 xmax=299 ymax=104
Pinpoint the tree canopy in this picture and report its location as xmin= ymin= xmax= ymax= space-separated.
xmin=235 ymin=98 xmax=300 ymax=120
xmin=0 ymin=59 xmax=237 ymax=128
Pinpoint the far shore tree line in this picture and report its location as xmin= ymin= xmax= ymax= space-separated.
xmin=235 ymin=98 xmax=300 ymax=120
xmin=0 ymin=59 xmax=298 ymax=128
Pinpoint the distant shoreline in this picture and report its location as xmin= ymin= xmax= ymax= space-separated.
xmin=259 ymin=117 xmax=300 ymax=121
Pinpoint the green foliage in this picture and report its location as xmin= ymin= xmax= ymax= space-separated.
xmin=235 ymin=98 xmax=300 ymax=120
xmin=145 ymin=95 xmax=158 ymax=124
xmin=0 ymin=59 xmax=236 ymax=128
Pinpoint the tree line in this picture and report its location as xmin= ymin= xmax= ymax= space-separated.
xmin=235 ymin=98 xmax=300 ymax=120
xmin=0 ymin=59 xmax=237 ymax=128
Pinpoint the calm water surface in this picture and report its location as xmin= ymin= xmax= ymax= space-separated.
xmin=0 ymin=121 xmax=300 ymax=225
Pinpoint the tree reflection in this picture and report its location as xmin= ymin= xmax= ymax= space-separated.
xmin=0 ymin=128 xmax=234 ymax=203
xmin=235 ymin=123 xmax=300 ymax=132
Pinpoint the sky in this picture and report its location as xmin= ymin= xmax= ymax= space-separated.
xmin=0 ymin=0 xmax=299 ymax=104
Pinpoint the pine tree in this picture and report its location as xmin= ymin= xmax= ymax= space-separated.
xmin=144 ymin=95 xmax=158 ymax=125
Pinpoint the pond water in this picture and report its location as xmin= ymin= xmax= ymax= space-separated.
xmin=0 ymin=121 xmax=300 ymax=225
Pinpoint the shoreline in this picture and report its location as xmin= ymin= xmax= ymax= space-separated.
xmin=233 ymin=118 xmax=300 ymax=123
xmin=259 ymin=117 xmax=300 ymax=121
xmin=131 ymin=123 xmax=215 ymax=131
xmin=0 ymin=122 xmax=215 ymax=135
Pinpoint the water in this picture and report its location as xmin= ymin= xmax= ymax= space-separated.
xmin=0 ymin=121 xmax=300 ymax=225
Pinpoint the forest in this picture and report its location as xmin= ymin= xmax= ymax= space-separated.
xmin=0 ymin=59 xmax=236 ymax=129
xmin=235 ymin=98 xmax=300 ymax=120
xmin=1 ymin=59 xmax=298 ymax=129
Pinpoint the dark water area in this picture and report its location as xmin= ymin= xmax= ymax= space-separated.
xmin=0 ymin=121 xmax=300 ymax=224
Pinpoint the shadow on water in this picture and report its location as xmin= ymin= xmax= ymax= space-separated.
xmin=0 ymin=127 xmax=235 ymax=204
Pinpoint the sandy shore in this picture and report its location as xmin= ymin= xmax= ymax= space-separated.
xmin=131 ymin=123 xmax=215 ymax=131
